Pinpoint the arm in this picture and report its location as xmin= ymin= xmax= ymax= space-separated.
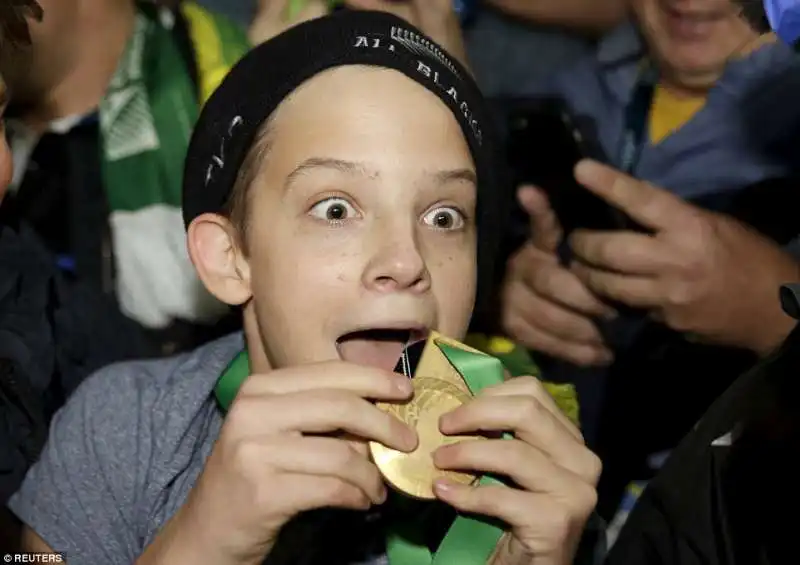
xmin=485 ymin=0 xmax=627 ymax=34
xmin=7 ymin=366 xmax=146 ymax=563
xmin=20 ymin=527 xmax=57 ymax=554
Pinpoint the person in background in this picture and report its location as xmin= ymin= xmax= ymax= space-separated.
xmin=500 ymin=0 xmax=800 ymax=521
xmin=0 ymin=0 xmax=158 ymax=550
xmin=463 ymin=0 xmax=625 ymax=96
xmin=249 ymin=0 xmax=330 ymax=44
xmin=0 ymin=0 xmax=250 ymax=357
xmin=483 ymin=0 xmax=625 ymax=31
xmin=595 ymin=165 xmax=800 ymax=564
xmin=247 ymin=0 xmax=473 ymax=70
xmin=244 ymin=0 xmax=626 ymax=96
xmin=191 ymin=0 xmax=256 ymax=25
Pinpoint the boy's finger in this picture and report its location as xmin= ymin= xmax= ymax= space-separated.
xmin=478 ymin=377 xmax=583 ymax=441
xmin=245 ymin=436 xmax=386 ymax=504
xmin=234 ymin=389 xmax=419 ymax=452
xmin=277 ymin=474 xmax=373 ymax=514
xmin=439 ymin=394 xmax=598 ymax=481
xmin=241 ymin=361 xmax=413 ymax=400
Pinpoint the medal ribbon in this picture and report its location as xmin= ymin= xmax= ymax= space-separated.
xmin=213 ymin=342 xmax=508 ymax=565
xmin=385 ymin=341 xmax=507 ymax=565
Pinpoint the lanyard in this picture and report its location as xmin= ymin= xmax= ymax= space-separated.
xmin=617 ymin=77 xmax=656 ymax=174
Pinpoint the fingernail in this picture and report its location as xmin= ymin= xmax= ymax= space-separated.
xmin=433 ymin=480 xmax=454 ymax=497
xmin=394 ymin=377 xmax=413 ymax=394
xmin=598 ymin=349 xmax=614 ymax=364
xmin=377 ymin=486 xmax=388 ymax=504
xmin=575 ymin=159 xmax=598 ymax=178
xmin=602 ymin=309 xmax=618 ymax=320
xmin=403 ymin=426 xmax=418 ymax=450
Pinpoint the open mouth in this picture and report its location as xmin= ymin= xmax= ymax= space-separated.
xmin=336 ymin=327 xmax=428 ymax=373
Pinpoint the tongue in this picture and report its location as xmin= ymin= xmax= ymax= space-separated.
xmin=337 ymin=339 xmax=406 ymax=372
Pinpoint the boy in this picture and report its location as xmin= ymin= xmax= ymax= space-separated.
xmin=12 ymin=11 xmax=600 ymax=564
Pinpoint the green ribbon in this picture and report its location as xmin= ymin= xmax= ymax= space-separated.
xmin=214 ymin=349 xmax=250 ymax=409
xmin=385 ymin=341 xmax=507 ymax=565
xmin=214 ymin=341 xmax=508 ymax=565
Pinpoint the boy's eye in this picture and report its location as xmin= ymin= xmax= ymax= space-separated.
xmin=422 ymin=206 xmax=465 ymax=230
xmin=309 ymin=197 xmax=358 ymax=222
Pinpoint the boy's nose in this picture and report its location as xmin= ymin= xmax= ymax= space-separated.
xmin=362 ymin=238 xmax=431 ymax=294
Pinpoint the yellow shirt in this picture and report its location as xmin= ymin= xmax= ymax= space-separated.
xmin=645 ymin=34 xmax=777 ymax=145
xmin=647 ymin=85 xmax=707 ymax=144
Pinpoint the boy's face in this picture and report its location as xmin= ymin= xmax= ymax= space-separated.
xmin=633 ymin=0 xmax=760 ymax=89
xmin=236 ymin=66 xmax=477 ymax=371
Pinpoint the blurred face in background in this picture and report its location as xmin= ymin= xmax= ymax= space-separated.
xmin=633 ymin=0 xmax=761 ymax=90
xmin=0 ymin=0 xmax=79 ymax=106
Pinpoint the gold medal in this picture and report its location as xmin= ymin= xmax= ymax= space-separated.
xmin=369 ymin=333 xmax=484 ymax=499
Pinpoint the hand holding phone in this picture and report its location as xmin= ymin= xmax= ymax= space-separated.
xmin=505 ymin=98 xmax=642 ymax=236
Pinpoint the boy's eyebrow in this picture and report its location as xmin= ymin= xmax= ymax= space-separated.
xmin=285 ymin=157 xmax=376 ymax=190
xmin=432 ymin=168 xmax=477 ymax=187
xmin=284 ymin=157 xmax=477 ymax=190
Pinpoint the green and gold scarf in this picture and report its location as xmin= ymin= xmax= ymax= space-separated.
xmin=99 ymin=1 xmax=248 ymax=329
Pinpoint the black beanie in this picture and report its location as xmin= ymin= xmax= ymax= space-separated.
xmin=182 ymin=9 xmax=505 ymax=309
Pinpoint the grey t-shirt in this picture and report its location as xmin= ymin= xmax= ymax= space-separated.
xmin=9 ymin=333 xmax=387 ymax=565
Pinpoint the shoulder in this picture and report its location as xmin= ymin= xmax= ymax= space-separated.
xmin=65 ymin=332 xmax=242 ymax=441
xmin=7 ymin=334 xmax=243 ymax=561
xmin=514 ymin=37 xmax=627 ymax=110
xmin=0 ymin=224 xmax=55 ymax=285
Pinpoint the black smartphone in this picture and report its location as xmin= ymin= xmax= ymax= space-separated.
xmin=505 ymin=98 xmax=637 ymax=236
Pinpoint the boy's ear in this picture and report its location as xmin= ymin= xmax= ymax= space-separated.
xmin=187 ymin=213 xmax=252 ymax=306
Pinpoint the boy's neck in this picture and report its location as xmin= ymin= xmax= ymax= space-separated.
xmin=19 ymin=2 xmax=136 ymax=132
xmin=243 ymin=312 xmax=273 ymax=374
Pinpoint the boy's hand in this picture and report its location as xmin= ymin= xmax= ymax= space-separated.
xmin=146 ymin=362 xmax=417 ymax=565
xmin=432 ymin=376 xmax=601 ymax=565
